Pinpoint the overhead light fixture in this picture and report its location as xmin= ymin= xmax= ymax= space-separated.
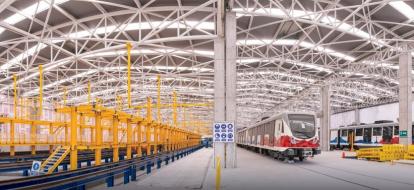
xmin=389 ymin=1 xmax=414 ymax=21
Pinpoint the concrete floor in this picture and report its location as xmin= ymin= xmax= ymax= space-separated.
xmin=113 ymin=148 xmax=213 ymax=190
xmin=203 ymin=148 xmax=414 ymax=190
xmin=115 ymin=147 xmax=414 ymax=190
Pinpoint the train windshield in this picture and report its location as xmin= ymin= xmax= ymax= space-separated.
xmin=288 ymin=114 xmax=316 ymax=139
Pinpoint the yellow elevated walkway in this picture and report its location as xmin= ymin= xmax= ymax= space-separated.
xmin=40 ymin=146 xmax=70 ymax=174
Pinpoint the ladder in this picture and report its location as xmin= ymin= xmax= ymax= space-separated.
xmin=39 ymin=146 xmax=70 ymax=174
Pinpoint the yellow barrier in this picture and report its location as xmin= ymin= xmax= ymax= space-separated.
xmin=404 ymin=145 xmax=414 ymax=160
xmin=216 ymin=157 xmax=221 ymax=190
xmin=357 ymin=145 xmax=406 ymax=161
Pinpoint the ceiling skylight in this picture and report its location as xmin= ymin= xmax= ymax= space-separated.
xmin=237 ymin=39 xmax=356 ymax=61
xmin=233 ymin=8 xmax=386 ymax=46
xmin=0 ymin=0 xmax=69 ymax=34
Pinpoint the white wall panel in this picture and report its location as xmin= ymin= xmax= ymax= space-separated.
xmin=331 ymin=101 xmax=414 ymax=129
xmin=331 ymin=110 xmax=355 ymax=128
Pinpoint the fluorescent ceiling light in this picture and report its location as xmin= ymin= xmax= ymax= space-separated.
xmin=1 ymin=0 xmax=68 ymax=34
xmin=66 ymin=21 xmax=214 ymax=38
xmin=237 ymin=39 xmax=356 ymax=61
xmin=237 ymin=57 xmax=332 ymax=73
xmin=389 ymin=1 xmax=414 ymax=20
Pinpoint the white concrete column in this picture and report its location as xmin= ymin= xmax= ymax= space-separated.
xmin=320 ymin=85 xmax=331 ymax=151
xmin=398 ymin=50 xmax=413 ymax=145
xmin=214 ymin=37 xmax=226 ymax=168
xmin=355 ymin=109 xmax=360 ymax=126
xmin=225 ymin=12 xmax=237 ymax=168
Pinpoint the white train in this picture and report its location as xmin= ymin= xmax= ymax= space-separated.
xmin=330 ymin=122 xmax=414 ymax=150
xmin=237 ymin=112 xmax=320 ymax=161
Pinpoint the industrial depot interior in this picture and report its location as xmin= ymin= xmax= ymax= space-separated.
xmin=1 ymin=0 xmax=414 ymax=189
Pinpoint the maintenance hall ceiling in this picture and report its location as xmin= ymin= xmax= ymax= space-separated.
xmin=0 ymin=0 xmax=413 ymax=130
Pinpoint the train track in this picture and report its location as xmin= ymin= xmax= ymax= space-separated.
xmin=0 ymin=146 xmax=202 ymax=190
xmin=0 ymin=151 xmax=131 ymax=173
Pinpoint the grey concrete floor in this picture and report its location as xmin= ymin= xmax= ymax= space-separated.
xmin=203 ymin=148 xmax=414 ymax=190
xmin=111 ymin=148 xmax=213 ymax=190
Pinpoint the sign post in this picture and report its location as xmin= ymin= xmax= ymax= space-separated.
xmin=213 ymin=122 xmax=234 ymax=143
xmin=30 ymin=160 xmax=41 ymax=176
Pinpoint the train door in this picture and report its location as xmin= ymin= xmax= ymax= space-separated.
xmin=373 ymin=127 xmax=382 ymax=144
xmin=393 ymin=126 xmax=399 ymax=144
xmin=340 ymin=129 xmax=348 ymax=148
xmin=275 ymin=120 xmax=281 ymax=146
xmin=355 ymin=128 xmax=363 ymax=145
xmin=382 ymin=126 xmax=392 ymax=144
xmin=336 ymin=130 xmax=341 ymax=148
xmin=347 ymin=129 xmax=355 ymax=149
xmin=363 ymin=128 xmax=372 ymax=144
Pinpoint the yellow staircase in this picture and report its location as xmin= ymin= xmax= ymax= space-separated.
xmin=40 ymin=146 xmax=70 ymax=174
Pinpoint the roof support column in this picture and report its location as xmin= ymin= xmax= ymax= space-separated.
xmin=398 ymin=49 xmax=413 ymax=145
xmin=214 ymin=2 xmax=237 ymax=168
xmin=214 ymin=29 xmax=226 ymax=169
xmin=320 ymin=85 xmax=331 ymax=151
xmin=225 ymin=11 xmax=237 ymax=168
xmin=355 ymin=108 xmax=360 ymax=127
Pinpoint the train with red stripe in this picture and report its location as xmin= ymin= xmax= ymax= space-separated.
xmin=330 ymin=121 xmax=414 ymax=150
xmin=237 ymin=113 xmax=320 ymax=161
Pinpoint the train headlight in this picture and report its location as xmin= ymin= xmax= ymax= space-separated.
xmin=291 ymin=137 xmax=297 ymax=144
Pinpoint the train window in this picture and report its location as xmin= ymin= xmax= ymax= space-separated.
xmin=356 ymin=129 xmax=363 ymax=136
xmin=383 ymin=126 xmax=392 ymax=137
xmin=373 ymin=127 xmax=382 ymax=136
xmin=394 ymin=126 xmax=399 ymax=135
xmin=281 ymin=122 xmax=284 ymax=133
xmin=364 ymin=128 xmax=372 ymax=136
xmin=341 ymin=130 xmax=348 ymax=137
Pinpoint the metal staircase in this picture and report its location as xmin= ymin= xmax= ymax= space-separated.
xmin=39 ymin=146 xmax=70 ymax=174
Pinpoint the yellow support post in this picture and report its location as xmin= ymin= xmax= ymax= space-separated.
xmin=146 ymin=97 xmax=152 ymax=155
xmin=157 ymin=75 xmax=161 ymax=122
xmin=126 ymin=42 xmax=132 ymax=108
xmin=11 ymin=75 xmax=17 ymax=156
xmin=127 ymin=119 xmax=132 ymax=159
xmin=10 ymin=121 xmax=15 ymax=156
xmin=172 ymin=91 xmax=177 ymax=150
xmin=38 ymin=65 xmax=43 ymax=117
xmin=49 ymin=124 xmax=53 ymax=153
xmin=172 ymin=91 xmax=177 ymax=128
xmin=137 ymin=121 xmax=142 ymax=157
xmin=88 ymin=81 xmax=91 ymax=104
xmin=154 ymin=124 xmax=158 ymax=154
xmin=146 ymin=124 xmax=151 ymax=156
xmin=31 ymin=122 xmax=36 ymax=155
xmin=113 ymin=116 xmax=119 ymax=162
xmin=70 ymin=107 xmax=78 ymax=170
xmin=95 ymin=112 xmax=102 ymax=166
xmin=79 ymin=114 xmax=84 ymax=144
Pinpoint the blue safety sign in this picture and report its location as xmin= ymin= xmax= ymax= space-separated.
xmin=213 ymin=122 xmax=235 ymax=143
